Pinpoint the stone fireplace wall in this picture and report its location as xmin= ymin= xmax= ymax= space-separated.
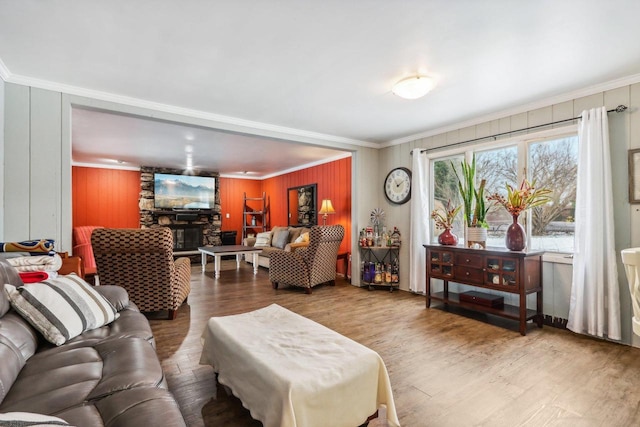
xmin=138 ymin=166 xmax=222 ymax=249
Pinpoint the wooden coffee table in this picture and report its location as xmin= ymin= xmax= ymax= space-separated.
xmin=198 ymin=245 xmax=262 ymax=278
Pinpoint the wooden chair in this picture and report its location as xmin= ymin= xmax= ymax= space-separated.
xmin=72 ymin=225 xmax=103 ymax=283
xmin=91 ymin=227 xmax=191 ymax=320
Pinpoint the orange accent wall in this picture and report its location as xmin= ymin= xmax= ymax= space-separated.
xmin=72 ymin=166 xmax=141 ymax=229
xmin=73 ymin=157 xmax=352 ymax=271
xmin=218 ymin=178 xmax=263 ymax=244
xmin=219 ymin=156 xmax=352 ymax=261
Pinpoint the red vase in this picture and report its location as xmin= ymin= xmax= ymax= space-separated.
xmin=505 ymin=214 xmax=526 ymax=251
xmin=438 ymin=228 xmax=458 ymax=246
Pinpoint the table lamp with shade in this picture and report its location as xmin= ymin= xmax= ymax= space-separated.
xmin=319 ymin=199 xmax=335 ymax=225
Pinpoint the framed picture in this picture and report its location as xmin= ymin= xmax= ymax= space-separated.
xmin=629 ymin=149 xmax=640 ymax=203
xmin=287 ymin=184 xmax=317 ymax=226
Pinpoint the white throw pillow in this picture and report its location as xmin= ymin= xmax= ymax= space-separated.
xmin=254 ymin=231 xmax=272 ymax=248
xmin=294 ymin=232 xmax=310 ymax=244
xmin=4 ymin=274 xmax=119 ymax=346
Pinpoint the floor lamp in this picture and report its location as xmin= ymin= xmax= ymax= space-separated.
xmin=319 ymin=199 xmax=335 ymax=225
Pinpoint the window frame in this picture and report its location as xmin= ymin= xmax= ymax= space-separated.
xmin=427 ymin=125 xmax=578 ymax=255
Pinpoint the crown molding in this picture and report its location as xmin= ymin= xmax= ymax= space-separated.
xmin=74 ymin=152 xmax=352 ymax=178
xmin=4 ymin=70 xmax=378 ymax=149
xmin=383 ymin=72 xmax=640 ymax=148
xmin=221 ymin=151 xmax=353 ymax=180
xmin=72 ymin=161 xmax=141 ymax=171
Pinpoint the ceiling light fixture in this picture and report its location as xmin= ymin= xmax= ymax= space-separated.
xmin=392 ymin=75 xmax=434 ymax=100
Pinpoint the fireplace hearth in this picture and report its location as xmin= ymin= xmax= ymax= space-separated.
xmin=168 ymin=224 xmax=203 ymax=251
xmin=138 ymin=166 xmax=223 ymax=251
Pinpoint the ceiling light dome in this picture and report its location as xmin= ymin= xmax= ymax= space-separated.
xmin=392 ymin=75 xmax=434 ymax=99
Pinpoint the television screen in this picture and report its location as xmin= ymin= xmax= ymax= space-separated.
xmin=154 ymin=173 xmax=216 ymax=209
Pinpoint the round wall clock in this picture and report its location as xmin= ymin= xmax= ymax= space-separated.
xmin=384 ymin=167 xmax=412 ymax=205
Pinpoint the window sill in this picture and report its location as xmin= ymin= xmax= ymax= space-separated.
xmin=542 ymin=252 xmax=574 ymax=265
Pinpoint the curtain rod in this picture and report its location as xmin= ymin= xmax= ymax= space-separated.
xmin=412 ymin=105 xmax=628 ymax=155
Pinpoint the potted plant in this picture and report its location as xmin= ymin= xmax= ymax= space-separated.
xmin=430 ymin=200 xmax=461 ymax=245
xmin=451 ymin=155 xmax=489 ymax=248
xmin=487 ymin=178 xmax=552 ymax=251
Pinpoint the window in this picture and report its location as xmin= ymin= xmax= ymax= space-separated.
xmin=528 ymin=136 xmax=578 ymax=252
xmin=430 ymin=132 xmax=578 ymax=253
xmin=433 ymin=155 xmax=465 ymax=239
xmin=476 ymin=145 xmax=518 ymax=247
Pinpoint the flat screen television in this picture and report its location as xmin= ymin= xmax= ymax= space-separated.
xmin=154 ymin=173 xmax=216 ymax=210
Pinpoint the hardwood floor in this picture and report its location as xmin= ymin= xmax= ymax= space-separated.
xmin=149 ymin=261 xmax=640 ymax=426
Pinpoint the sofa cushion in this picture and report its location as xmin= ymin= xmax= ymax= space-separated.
xmin=93 ymin=285 xmax=129 ymax=312
xmin=258 ymin=247 xmax=282 ymax=258
xmin=57 ymin=387 xmax=186 ymax=427
xmin=254 ymin=231 xmax=272 ymax=248
xmin=0 ymin=412 xmax=70 ymax=426
xmin=272 ymin=228 xmax=290 ymax=249
xmin=0 ymin=337 xmax=166 ymax=415
xmin=287 ymin=227 xmax=302 ymax=244
xmin=4 ymin=275 xmax=119 ymax=346
xmin=0 ymin=313 xmax=40 ymax=406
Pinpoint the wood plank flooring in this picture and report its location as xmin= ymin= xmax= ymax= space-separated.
xmin=148 ymin=261 xmax=640 ymax=427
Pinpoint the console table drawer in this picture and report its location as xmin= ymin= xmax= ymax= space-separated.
xmin=454 ymin=253 xmax=483 ymax=268
xmin=454 ymin=266 xmax=483 ymax=284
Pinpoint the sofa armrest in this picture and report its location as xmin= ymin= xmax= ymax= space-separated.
xmin=243 ymin=237 xmax=257 ymax=247
xmin=93 ymin=285 xmax=130 ymax=311
xmin=268 ymin=251 xmax=310 ymax=286
xmin=288 ymin=241 xmax=309 ymax=252
xmin=173 ymin=257 xmax=191 ymax=304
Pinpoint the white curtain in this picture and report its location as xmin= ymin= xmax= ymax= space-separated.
xmin=567 ymin=107 xmax=621 ymax=340
xmin=409 ymin=150 xmax=431 ymax=293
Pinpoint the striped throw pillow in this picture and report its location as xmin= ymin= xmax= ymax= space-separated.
xmin=254 ymin=231 xmax=272 ymax=248
xmin=4 ymin=275 xmax=119 ymax=346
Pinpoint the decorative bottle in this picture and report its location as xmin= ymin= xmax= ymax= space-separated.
xmin=391 ymin=258 xmax=399 ymax=284
xmin=374 ymin=263 xmax=382 ymax=284
xmin=385 ymin=264 xmax=392 ymax=283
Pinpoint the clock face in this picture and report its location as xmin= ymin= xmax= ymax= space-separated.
xmin=384 ymin=167 xmax=412 ymax=204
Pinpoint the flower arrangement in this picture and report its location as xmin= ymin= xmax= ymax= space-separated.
xmin=488 ymin=178 xmax=552 ymax=217
xmin=430 ymin=200 xmax=461 ymax=230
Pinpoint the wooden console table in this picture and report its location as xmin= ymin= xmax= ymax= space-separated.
xmin=424 ymin=244 xmax=543 ymax=335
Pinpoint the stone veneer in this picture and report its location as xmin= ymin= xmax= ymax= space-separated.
xmin=138 ymin=166 xmax=222 ymax=247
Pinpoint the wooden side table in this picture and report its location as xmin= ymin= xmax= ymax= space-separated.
xmin=337 ymin=252 xmax=349 ymax=281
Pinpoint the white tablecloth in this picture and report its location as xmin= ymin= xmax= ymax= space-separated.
xmin=200 ymin=304 xmax=400 ymax=427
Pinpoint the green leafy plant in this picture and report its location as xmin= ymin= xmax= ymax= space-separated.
xmin=451 ymin=155 xmax=488 ymax=228
xmin=430 ymin=200 xmax=461 ymax=230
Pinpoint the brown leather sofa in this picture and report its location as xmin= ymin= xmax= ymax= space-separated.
xmin=0 ymin=260 xmax=186 ymax=426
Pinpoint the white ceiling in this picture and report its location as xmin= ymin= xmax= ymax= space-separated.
xmin=2 ymin=1 xmax=640 ymax=177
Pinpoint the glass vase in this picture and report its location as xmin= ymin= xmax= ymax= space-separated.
xmin=505 ymin=214 xmax=526 ymax=251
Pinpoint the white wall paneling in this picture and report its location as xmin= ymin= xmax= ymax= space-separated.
xmin=4 ymin=83 xmax=30 ymax=240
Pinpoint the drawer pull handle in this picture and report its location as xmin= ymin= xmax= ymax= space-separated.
xmin=465 ymin=272 xmax=470 ymax=276
xmin=465 ymin=259 xmax=470 ymax=262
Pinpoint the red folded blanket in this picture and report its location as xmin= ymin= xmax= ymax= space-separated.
xmin=18 ymin=271 xmax=56 ymax=284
